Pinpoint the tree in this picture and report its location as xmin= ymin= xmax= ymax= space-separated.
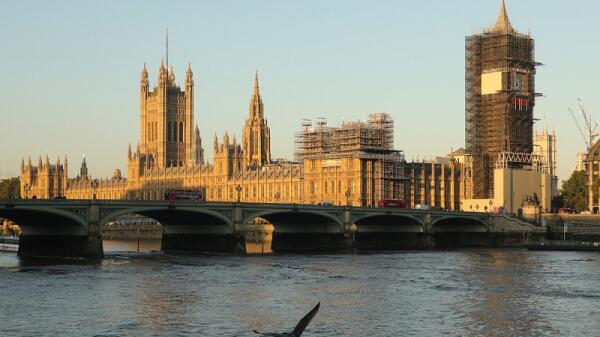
xmin=560 ymin=171 xmax=598 ymax=212
xmin=0 ymin=178 xmax=20 ymax=199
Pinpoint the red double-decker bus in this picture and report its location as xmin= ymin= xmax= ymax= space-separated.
xmin=377 ymin=199 xmax=406 ymax=208
xmin=164 ymin=189 xmax=204 ymax=201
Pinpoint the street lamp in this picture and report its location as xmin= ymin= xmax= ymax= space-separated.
xmin=274 ymin=192 xmax=280 ymax=204
xmin=345 ymin=189 xmax=351 ymax=207
xmin=236 ymin=184 xmax=242 ymax=203
xmin=91 ymin=179 xmax=99 ymax=200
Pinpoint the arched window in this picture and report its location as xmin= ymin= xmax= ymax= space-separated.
xmin=167 ymin=122 xmax=172 ymax=142
xmin=179 ymin=122 xmax=184 ymax=142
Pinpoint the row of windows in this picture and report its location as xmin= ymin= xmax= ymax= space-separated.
xmin=147 ymin=121 xmax=185 ymax=143
xmin=167 ymin=121 xmax=185 ymax=143
xmin=310 ymin=180 xmax=355 ymax=195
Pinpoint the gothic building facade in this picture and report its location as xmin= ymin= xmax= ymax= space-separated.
xmin=20 ymin=61 xmax=462 ymax=209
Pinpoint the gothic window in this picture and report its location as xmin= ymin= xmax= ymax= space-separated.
xmin=167 ymin=122 xmax=172 ymax=142
xmin=253 ymin=131 xmax=258 ymax=154
xmin=147 ymin=123 xmax=151 ymax=142
xmin=179 ymin=122 xmax=184 ymax=142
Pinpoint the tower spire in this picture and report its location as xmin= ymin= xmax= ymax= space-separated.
xmin=253 ymin=70 xmax=260 ymax=96
xmin=491 ymin=0 xmax=514 ymax=34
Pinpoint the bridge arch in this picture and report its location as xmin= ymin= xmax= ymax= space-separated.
xmin=351 ymin=213 xmax=425 ymax=250
xmin=352 ymin=213 xmax=424 ymax=233
xmin=100 ymin=206 xmax=234 ymax=230
xmin=242 ymin=209 xmax=343 ymax=233
xmin=431 ymin=216 xmax=488 ymax=233
xmin=0 ymin=206 xmax=88 ymax=235
xmin=243 ymin=209 xmax=345 ymax=252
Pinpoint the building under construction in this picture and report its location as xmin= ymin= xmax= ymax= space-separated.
xmin=464 ymin=0 xmax=540 ymax=199
xmin=295 ymin=113 xmax=403 ymax=206
xmin=295 ymin=113 xmax=462 ymax=209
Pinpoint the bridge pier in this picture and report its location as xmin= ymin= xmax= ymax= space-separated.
xmin=18 ymin=234 xmax=103 ymax=259
xmin=161 ymin=225 xmax=245 ymax=254
xmin=271 ymin=232 xmax=352 ymax=253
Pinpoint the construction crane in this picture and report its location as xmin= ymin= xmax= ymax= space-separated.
xmin=569 ymin=98 xmax=598 ymax=151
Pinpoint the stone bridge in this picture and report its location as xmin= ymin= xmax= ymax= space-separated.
xmin=0 ymin=200 xmax=542 ymax=258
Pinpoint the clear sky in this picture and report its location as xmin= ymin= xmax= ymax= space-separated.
xmin=1 ymin=0 xmax=598 ymax=182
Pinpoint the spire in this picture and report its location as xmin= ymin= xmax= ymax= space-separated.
xmin=185 ymin=62 xmax=193 ymax=88
xmin=253 ymin=70 xmax=260 ymax=96
xmin=21 ymin=158 xmax=25 ymax=172
xmin=141 ymin=63 xmax=148 ymax=79
xmin=140 ymin=62 xmax=148 ymax=88
xmin=248 ymin=71 xmax=264 ymax=119
xmin=491 ymin=0 xmax=514 ymax=34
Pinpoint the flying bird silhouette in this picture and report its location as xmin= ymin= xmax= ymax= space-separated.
xmin=253 ymin=302 xmax=320 ymax=337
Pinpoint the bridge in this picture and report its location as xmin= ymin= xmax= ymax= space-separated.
xmin=0 ymin=200 xmax=542 ymax=258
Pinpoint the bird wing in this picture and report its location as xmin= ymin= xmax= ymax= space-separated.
xmin=253 ymin=329 xmax=283 ymax=336
xmin=291 ymin=302 xmax=320 ymax=337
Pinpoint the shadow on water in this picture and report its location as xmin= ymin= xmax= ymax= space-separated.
xmin=16 ymin=256 xmax=103 ymax=270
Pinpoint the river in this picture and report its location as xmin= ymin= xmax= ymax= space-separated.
xmin=0 ymin=240 xmax=598 ymax=336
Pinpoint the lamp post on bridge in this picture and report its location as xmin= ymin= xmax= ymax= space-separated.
xmin=91 ymin=179 xmax=99 ymax=200
xmin=345 ymin=189 xmax=351 ymax=207
xmin=236 ymin=184 xmax=242 ymax=203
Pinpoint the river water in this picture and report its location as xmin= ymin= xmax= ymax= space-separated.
xmin=0 ymin=241 xmax=599 ymax=337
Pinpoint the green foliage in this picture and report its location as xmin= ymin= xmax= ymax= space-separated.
xmin=560 ymin=171 xmax=598 ymax=212
xmin=0 ymin=178 xmax=20 ymax=199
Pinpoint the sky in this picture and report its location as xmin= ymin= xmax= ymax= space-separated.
xmin=1 ymin=0 xmax=599 ymax=182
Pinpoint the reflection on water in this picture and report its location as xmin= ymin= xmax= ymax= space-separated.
xmin=103 ymin=239 xmax=162 ymax=252
xmin=103 ymin=239 xmax=273 ymax=254
xmin=1 ymin=249 xmax=599 ymax=337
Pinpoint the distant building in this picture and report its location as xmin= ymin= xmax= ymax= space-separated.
xmin=573 ymin=152 xmax=587 ymax=173
xmin=534 ymin=128 xmax=558 ymax=197
xmin=464 ymin=0 xmax=540 ymax=199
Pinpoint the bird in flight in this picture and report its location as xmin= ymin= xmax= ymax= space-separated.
xmin=253 ymin=302 xmax=320 ymax=337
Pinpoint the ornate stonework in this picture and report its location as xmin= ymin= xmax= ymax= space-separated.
xmin=19 ymin=62 xmax=462 ymax=209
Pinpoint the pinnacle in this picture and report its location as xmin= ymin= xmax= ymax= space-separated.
xmin=491 ymin=0 xmax=515 ymax=34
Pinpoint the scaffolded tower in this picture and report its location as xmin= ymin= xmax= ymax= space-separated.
xmin=295 ymin=113 xmax=395 ymax=160
xmin=465 ymin=0 xmax=541 ymax=198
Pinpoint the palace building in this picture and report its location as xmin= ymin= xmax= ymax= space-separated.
xmin=19 ymin=59 xmax=462 ymax=208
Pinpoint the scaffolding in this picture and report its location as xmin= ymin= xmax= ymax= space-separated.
xmin=295 ymin=113 xmax=395 ymax=160
xmin=465 ymin=24 xmax=539 ymax=199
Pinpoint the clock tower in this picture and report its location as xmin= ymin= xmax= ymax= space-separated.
xmin=465 ymin=0 xmax=540 ymax=199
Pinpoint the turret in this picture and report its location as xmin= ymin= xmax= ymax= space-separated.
xmin=80 ymin=157 xmax=88 ymax=179
xmin=223 ymin=130 xmax=230 ymax=145
xmin=168 ymin=65 xmax=176 ymax=84
xmin=140 ymin=63 xmax=149 ymax=90
xmin=186 ymin=63 xmax=193 ymax=87
xmin=21 ymin=158 xmax=25 ymax=173
xmin=63 ymin=155 xmax=68 ymax=179
xmin=158 ymin=59 xmax=167 ymax=84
